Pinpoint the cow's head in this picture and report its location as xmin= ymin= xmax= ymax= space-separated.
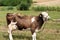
xmin=40 ymin=12 xmax=50 ymax=21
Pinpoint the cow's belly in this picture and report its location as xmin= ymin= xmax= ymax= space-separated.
xmin=17 ymin=25 xmax=29 ymax=30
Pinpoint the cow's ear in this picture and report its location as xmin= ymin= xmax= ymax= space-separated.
xmin=39 ymin=14 xmax=42 ymax=17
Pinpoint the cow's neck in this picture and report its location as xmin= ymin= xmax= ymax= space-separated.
xmin=37 ymin=16 xmax=44 ymax=29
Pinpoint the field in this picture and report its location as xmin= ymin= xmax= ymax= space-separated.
xmin=0 ymin=10 xmax=60 ymax=40
xmin=33 ymin=0 xmax=60 ymax=6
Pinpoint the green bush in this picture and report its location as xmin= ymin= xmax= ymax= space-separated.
xmin=17 ymin=0 xmax=32 ymax=10
xmin=0 ymin=0 xmax=21 ymax=6
xmin=32 ymin=6 xmax=60 ymax=11
xmin=0 ymin=0 xmax=32 ymax=10
xmin=32 ymin=6 xmax=47 ymax=11
xmin=56 ymin=7 xmax=60 ymax=11
xmin=47 ymin=7 xmax=56 ymax=11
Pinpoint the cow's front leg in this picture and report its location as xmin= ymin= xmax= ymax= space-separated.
xmin=32 ymin=32 xmax=36 ymax=40
xmin=31 ymin=28 xmax=36 ymax=40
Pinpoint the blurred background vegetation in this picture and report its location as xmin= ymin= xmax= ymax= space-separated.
xmin=0 ymin=0 xmax=60 ymax=11
xmin=0 ymin=0 xmax=32 ymax=10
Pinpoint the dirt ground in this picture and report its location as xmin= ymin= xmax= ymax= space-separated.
xmin=33 ymin=0 xmax=60 ymax=6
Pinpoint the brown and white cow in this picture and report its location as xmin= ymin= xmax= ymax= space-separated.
xmin=6 ymin=12 xmax=50 ymax=40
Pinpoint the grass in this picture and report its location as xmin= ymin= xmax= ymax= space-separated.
xmin=32 ymin=6 xmax=60 ymax=11
xmin=0 ymin=10 xmax=60 ymax=40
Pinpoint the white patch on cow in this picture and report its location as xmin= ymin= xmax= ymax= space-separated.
xmin=41 ymin=12 xmax=50 ymax=21
xmin=41 ymin=12 xmax=48 ymax=18
xmin=8 ymin=21 xmax=17 ymax=40
xmin=32 ymin=32 xmax=36 ymax=40
xmin=31 ymin=17 xmax=35 ymax=23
